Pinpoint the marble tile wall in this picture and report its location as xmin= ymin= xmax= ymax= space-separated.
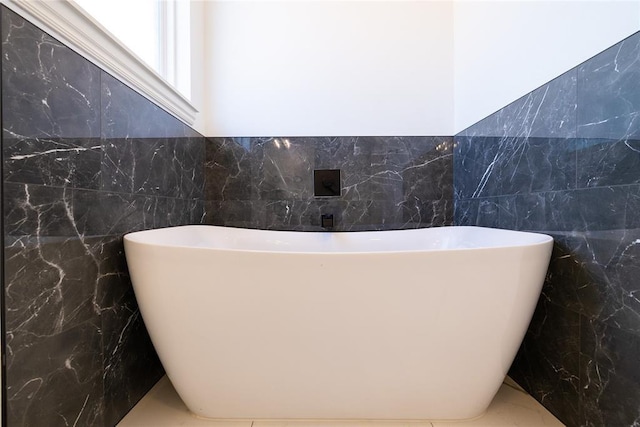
xmin=454 ymin=31 xmax=640 ymax=426
xmin=1 ymin=7 xmax=205 ymax=426
xmin=205 ymin=136 xmax=453 ymax=231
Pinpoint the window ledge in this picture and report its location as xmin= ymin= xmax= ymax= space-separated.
xmin=2 ymin=0 xmax=198 ymax=126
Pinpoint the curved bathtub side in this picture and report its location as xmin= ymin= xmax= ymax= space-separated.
xmin=124 ymin=228 xmax=553 ymax=421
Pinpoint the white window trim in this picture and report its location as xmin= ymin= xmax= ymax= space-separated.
xmin=158 ymin=1 xmax=174 ymax=85
xmin=1 ymin=0 xmax=198 ymax=126
xmin=159 ymin=0 xmax=191 ymax=98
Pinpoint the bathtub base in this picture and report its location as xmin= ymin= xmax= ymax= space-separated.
xmin=161 ymin=252 xmax=510 ymax=420
xmin=189 ymin=413 xmax=489 ymax=423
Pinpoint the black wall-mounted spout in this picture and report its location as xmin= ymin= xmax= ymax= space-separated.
xmin=321 ymin=214 xmax=334 ymax=229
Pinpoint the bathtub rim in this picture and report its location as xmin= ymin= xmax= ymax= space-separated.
xmin=123 ymin=225 xmax=553 ymax=255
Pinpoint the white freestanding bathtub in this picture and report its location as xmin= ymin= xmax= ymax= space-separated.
xmin=124 ymin=225 xmax=553 ymax=421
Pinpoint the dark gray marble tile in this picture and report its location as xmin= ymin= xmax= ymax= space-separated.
xmin=398 ymin=198 xmax=452 ymax=229
xmin=320 ymin=137 xmax=372 ymax=201
xmin=101 ymin=73 xmax=205 ymax=199
xmin=6 ymin=320 xmax=103 ymax=427
xmin=497 ymin=193 xmax=546 ymax=231
xmin=367 ymin=136 xmax=450 ymax=157
xmin=189 ymin=199 xmax=206 ymax=225
xmin=402 ymin=154 xmax=452 ymax=201
xmin=315 ymin=136 xmax=370 ymax=166
xmin=453 ymin=198 xmax=474 ymax=227
xmin=477 ymin=186 xmax=633 ymax=234
xmin=2 ymin=8 xmax=101 ymax=140
xmin=205 ymin=200 xmax=258 ymax=229
xmin=172 ymin=135 xmax=205 ymax=200
xmin=577 ymin=32 xmax=640 ymax=140
xmin=205 ymin=136 xmax=454 ymax=231
xmin=102 ymin=135 xmax=205 ymax=199
xmin=453 ymin=135 xmax=501 ymax=199
xmin=541 ymin=190 xmax=578 ymax=232
xmin=4 ymin=136 xmax=102 ymax=189
xmin=80 ymin=236 xmax=128 ymax=319
xmin=3 ymin=233 xmax=174 ymax=426
xmin=4 ymin=183 xmax=76 ymax=237
xmin=539 ymin=187 xmax=628 ymax=233
xmin=93 ymin=236 xmax=164 ymax=425
xmin=205 ymin=137 xmax=253 ymax=201
xmin=127 ymin=137 xmax=173 ymax=196
xmin=260 ymin=199 xmax=362 ymax=231
xmin=72 ymin=189 xmax=160 ymax=236
xmin=369 ymin=154 xmax=405 ymax=202
xmin=260 ymin=199 xmax=398 ymax=231
xmin=100 ymin=137 xmax=136 ymax=194
xmin=2 ymin=7 xmax=102 ymax=191
xmin=571 ymin=187 xmax=630 ymax=232
xmin=453 ymin=197 xmax=501 ymax=228
xmin=509 ymin=299 xmax=581 ymax=426
xmin=627 ymin=185 xmax=640 ymax=229
xmin=454 ymin=136 xmax=576 ymax=199
xmin=577 ymin=138 xmax=640 ymax=188
xmin=531 ymin=230 xmax=640 ymax=337
xmin=340 ymin=199 xmax=425 ymax=231
xmin=155 ymin=197 xmax=204 ymax=228
xmin=162 ymin=197 xmax=190 ymax=228
xmin=263 ymin=199 xmax=343 ymax=231
xmin=73 ymin=190 xmax=137 ymax=236
xmin=101 ymin=72 xmax=185 ymax=140
xmin=4 ymin=237 xmax=99 ymax=342
xmin=101 ymin=291 xmax=163 ymax=427
xmin=343 ymin=201 xmax=383 ymax=231
xmin=314 ymin=136 xmax=451 ymax=203
xmin=208 ymin=197 xmax=453 ymax=232
xmin=368 ymin=137 xmax=453 ymax=202
xmin=73 ymin=190 xmax=203 ymax=235
xmin=540 ymin=234 xmax=592 ymax=317
xmin=2 ymin=187 xmax=187 ymax=426
xmin=568 ymin=229 xmax=640 ymax=335
xmin=517 ymin=137 xmax=576 ymax=193
xmin=580 ymin=319 xmax=640 ymax=427
xmin=252 ymin=137 xmax=315 ymax=200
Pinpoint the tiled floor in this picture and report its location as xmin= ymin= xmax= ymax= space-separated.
xmin=118 ymin=376 xmax=564 ymax=427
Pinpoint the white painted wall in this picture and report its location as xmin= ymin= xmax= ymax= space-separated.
xmin=202 ymin=0 xmax=640 ymax=137
xmin=14 ymin=1 xmax=638 ymax=137
xmin=454 ymin=0 xmax=640 ymax=133
xmin=203 ymin=0 xmax=454 ymax=136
